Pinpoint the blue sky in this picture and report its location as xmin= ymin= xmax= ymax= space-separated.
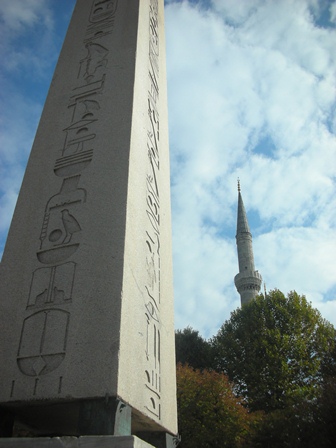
xmin=1 ymin=0 xmax=336 ymax=338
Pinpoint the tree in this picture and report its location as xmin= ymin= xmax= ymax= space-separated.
xmin=311 ymin=376 xmax=336 ymax=447
xmin=175 ymin=326 xmax=213 ymax=370
xmin=250 ymin=382 xmax=336 ymax=448
xmin=212 ymin=290 xmax=336 ymax=413
xmin=176 ymin=363 xmax=255 ymax=448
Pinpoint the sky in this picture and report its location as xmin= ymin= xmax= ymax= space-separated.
xmin=1 ymin=0 xmax=336 ymax=339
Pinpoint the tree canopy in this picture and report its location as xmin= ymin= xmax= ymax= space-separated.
xmin=176 ymin=364 xmax=255 ymax=448
xmin=212 ymin=289 xmax=336 ymax=412
xmin=175 ymin=326 xmax=213 ymax=370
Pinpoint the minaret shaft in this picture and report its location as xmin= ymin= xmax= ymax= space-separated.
xmin=236 ymin=232 xmax=256 ymax=272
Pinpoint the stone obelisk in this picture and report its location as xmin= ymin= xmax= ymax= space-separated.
xmin=0 ymin=0 xmax=177 ymax=445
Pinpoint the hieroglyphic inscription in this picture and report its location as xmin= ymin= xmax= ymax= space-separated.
xmin=85 ymin=0 xmax=118 ymax=42
xmin=14 ymin=0 xmax=118 ymax=396
xmin=17 ymin=309 xmax=70 ymax=377
xmin=38 ymin=176 xmax=86 ymax=264
xmin=27 ymin=263 xmax=76 ymax=308
xmin=144 ymin=0 xmax=162 ymax=420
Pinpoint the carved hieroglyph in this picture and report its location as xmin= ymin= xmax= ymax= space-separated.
xmin=0 ymin=0 xmax=177 ymax=436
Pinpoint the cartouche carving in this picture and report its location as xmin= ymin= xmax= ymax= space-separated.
xmin=89 ymin=0 xmax=118 ymax=24
xmin=28 ymin=262 xmax=76 ymax=309
xmin=37 ymin=176 xmax=86 ymax=264
xmin=17 ymin=309 xmax=70 ymax=377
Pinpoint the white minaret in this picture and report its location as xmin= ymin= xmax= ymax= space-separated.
xmin=234 ymin=180 xmax=262 ymax=306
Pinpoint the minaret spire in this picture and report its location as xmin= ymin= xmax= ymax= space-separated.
xmin=234 ymin=181 xmax=262 ymax=306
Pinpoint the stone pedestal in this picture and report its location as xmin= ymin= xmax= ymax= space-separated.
xmin=0 ymin=0 xmax=177 ymax=440
xmin=0 ymin=436 xmax=154 ymax=448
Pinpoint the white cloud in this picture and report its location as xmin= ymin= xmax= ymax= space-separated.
xmin=0 ymin=87 xmax=45 ymax=238
xmin=0 ymin=0 xmax=52 ymax=31
xmin=0 ymin=0 xmax=59 ymax=79
xmin=0 ymin=1 xmax=70 ymax=259
xmin=166 ymin=0 xmax=336 ymax=336
xmin=0 ymin=189 xmax=18 ymax=234
xmin=256 ymin=227 xmax=336 ymax=290
xmin=0 ymin=0 xmax=335 ymax=339
xmin=331 ymin=1 xmax=336 ymax=23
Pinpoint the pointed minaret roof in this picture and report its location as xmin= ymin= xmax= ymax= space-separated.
xmin=236 ymin=179 xmax=251 ymax=237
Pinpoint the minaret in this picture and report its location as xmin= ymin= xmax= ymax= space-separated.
xmin=234 ymin=180 xmax=262 ymax=305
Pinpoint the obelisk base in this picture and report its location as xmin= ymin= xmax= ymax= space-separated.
xmin=0 ymin=436 xmax=154 ymax=448
xmin=136 ymin=433 xmax=180 ymax=448
xmin=0 ymin=399 xmax=131 ymax=438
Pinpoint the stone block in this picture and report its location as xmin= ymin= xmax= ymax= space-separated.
xmin=0 ymin=436 xmax=154 ymax=448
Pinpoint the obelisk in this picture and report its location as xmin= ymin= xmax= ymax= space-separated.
xmin=0 ymin=0 xmax=178 ymax=445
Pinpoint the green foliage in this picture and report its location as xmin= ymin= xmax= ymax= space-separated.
xmin=176 ymin=364 xmax=255 ymax=448
xmin=212 ymin=290 xmax=336 ymax=413
xmin=250 ymin=394 xmax=320 ymax=448
xmin=175 ymin=326 xmax=214 ymax=370
xmin=175 ymin=290 xmax=336 ymax=446
xmin=309 ymin=376 xmax=336 ymax=447
xmin=251 ymin=382 xmax=336 ymax=448
xmin=321 ymin=333 xmax=336 ymax=378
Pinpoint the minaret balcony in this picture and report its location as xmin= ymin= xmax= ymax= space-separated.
xmin=234 ymin=270 xmax=262 ymax=291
